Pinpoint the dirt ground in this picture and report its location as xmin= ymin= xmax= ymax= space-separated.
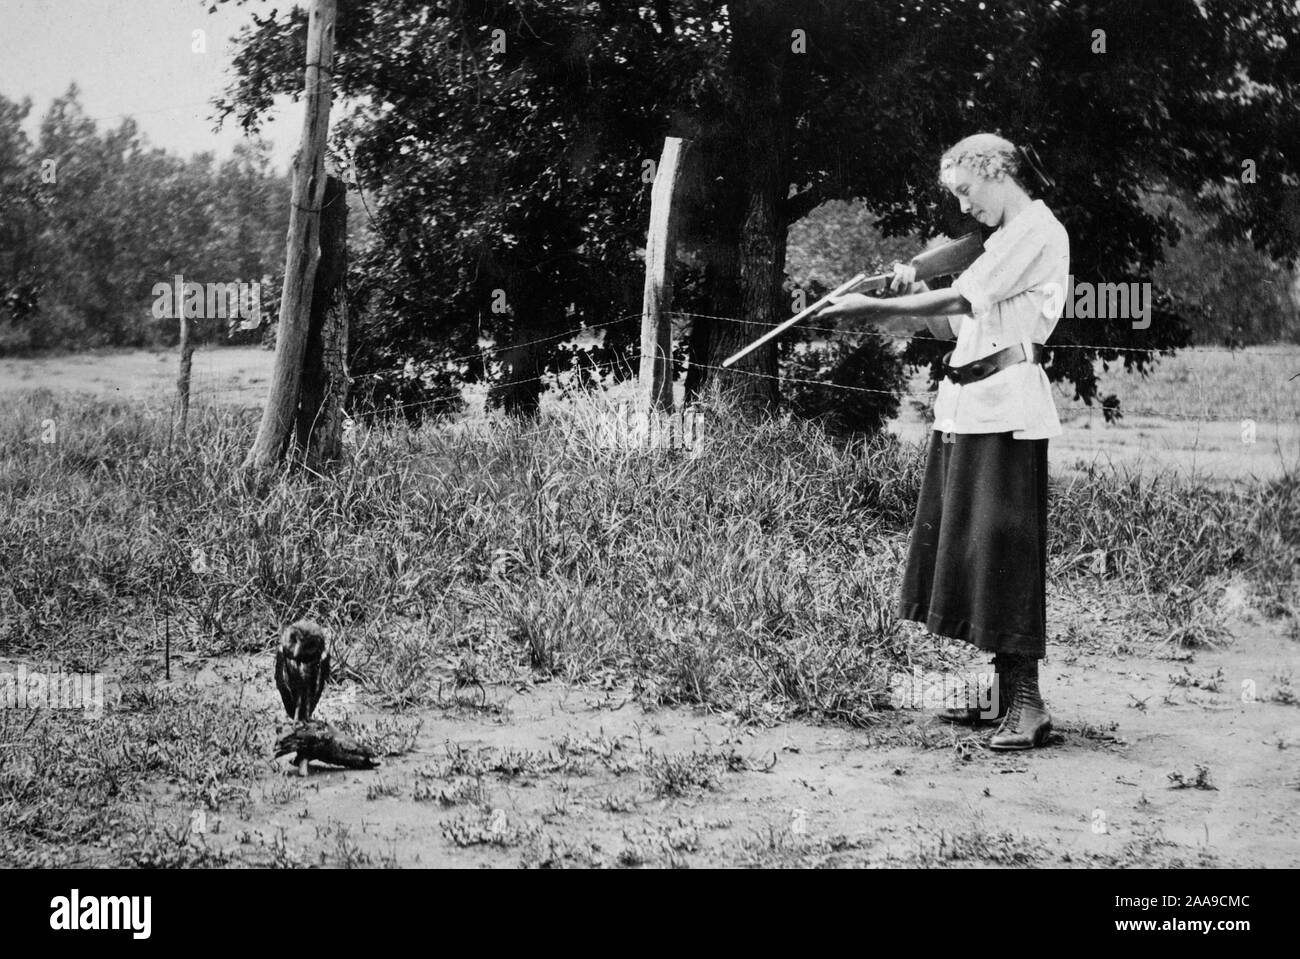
xmin=4 ymin=346 xmax=1297 ymax=867
xmin=115 ymin=577 xmax=1298 ymax=869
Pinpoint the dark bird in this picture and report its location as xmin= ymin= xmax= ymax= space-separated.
xmin=275 ymin=619 xmax=330 ymax=722
xmin=274 ymin=719 xmax=379 ymax=775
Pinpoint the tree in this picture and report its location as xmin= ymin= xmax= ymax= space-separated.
xmin=0 ymin=85 xmax=291 ymax=354
xmin=0 ymin=95 xmax=44 ymax=351
xmin=1149 ymin=186 xmax=1300 ymax=345
xmin=215 ymin=0 xmax=1300 ymax=423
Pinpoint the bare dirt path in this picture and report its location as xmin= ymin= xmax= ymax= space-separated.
xmin=146 ymin=598 xmax=1298 ymax=868
xmin=5 ymin=348 xmax=1295 ymax=866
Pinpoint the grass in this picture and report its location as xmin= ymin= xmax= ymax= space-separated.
xmin=0 ymin=376 xmax=1297 ymax=864
xmin=642 ymin=748 xmax=732 ymax=797
xmin=1 ymin=387 xmax=940 ymax=725
xmin=1061 ymin=344 xmax=1300 ymax=425
xmin=1167 ymin=764 xmax=1218 ymax=790
xmin=441 ymin=808 xmax=540 ymax=848
xmin=1049 ymin=457 xmax=1298 ymax=614
xmin=0 ymin=684 xmax=268 ymax=866
xmin=912 ymin=825 xmax=1049 ymax=866
xmin=2 ymin=384 xmax=1296 ymax=703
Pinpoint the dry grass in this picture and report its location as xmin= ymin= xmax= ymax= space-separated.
xmin=0 ymin=353 xmax=1297 ymax=865
xmin=3 ymin=382 xmax=1296 ymax=700
xmin=1 ymin=387 xmax=944 ymax=726
xmin=1065 ymin=343 xmax=1300 ymax=424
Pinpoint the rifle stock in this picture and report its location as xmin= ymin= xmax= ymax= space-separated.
xmin=720 ymin=231 xmax=984 ymax=368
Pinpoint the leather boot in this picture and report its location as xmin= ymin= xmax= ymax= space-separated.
xmin=989 ymin=654 xmax=1052 ymax=750
xmin=937 ymin=653 xmax=1012 ymax=725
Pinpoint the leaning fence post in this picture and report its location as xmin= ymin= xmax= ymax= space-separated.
xmin=243 ymin=0 xmax=337 ymax=472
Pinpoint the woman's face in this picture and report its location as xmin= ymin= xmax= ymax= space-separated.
xmin=944 ymin=165 xmax=1005 ymax=228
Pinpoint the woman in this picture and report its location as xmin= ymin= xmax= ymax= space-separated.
xmin=821 ymin=133 xmax=1069 ymax=750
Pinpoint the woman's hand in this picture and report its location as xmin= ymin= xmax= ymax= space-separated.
xmin=889 ymin=262 xmax=930 ymax=294
xmin=820 ymin=264 xmax=942 ymax=325
xmin=820 ymin=292 xmax=877 ymax=321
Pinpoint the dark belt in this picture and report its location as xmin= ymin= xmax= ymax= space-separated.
xmin=942 ymin=342 xmax=1045 ymax=385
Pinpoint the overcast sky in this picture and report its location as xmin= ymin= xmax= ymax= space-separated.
xmin=0 ymin=0 xmax=300 ymax=171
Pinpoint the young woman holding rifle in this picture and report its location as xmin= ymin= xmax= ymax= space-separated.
xmin=821 ymin=133 xmax=1068 ymax=750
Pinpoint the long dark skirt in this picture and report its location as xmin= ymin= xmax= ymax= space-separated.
xmin=896 ymin=430 xmax=1049 ymax=658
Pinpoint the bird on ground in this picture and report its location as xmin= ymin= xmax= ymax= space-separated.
xmin=274 ymin=719 xmax=379 ymax=774
xmin=275 ymin=619 xmax=330 ymax=722
xmin=272 ymin=619 xmax=378 ymax=776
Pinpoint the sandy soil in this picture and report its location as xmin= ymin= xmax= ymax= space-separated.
xmin=127 ymin=580 xmax=1299 ymax=869
xmin=6 ymin=347 xmax=1297 ymax=867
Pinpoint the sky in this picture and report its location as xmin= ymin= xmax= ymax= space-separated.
xmin=0 ymin=0 xmax=301 ymax=171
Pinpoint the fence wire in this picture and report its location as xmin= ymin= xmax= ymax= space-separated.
xmin=171 ymin=307 xmax=1300 ymax=431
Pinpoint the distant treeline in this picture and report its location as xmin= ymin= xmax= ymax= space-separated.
xmin=2 ymin=78 xmax=1296 ymax=372
xmin=0 ymin=86 xmax=290 ymax=355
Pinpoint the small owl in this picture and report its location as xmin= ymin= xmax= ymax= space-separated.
xmin=275 ymin=619 xmax=330 ymax=721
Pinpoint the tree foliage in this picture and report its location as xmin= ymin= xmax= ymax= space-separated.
xmin=225 ymin=1 xmax=1300 ymax=424
xmin=1149 ymin=186 xmax=1300 ymax=346
xmin=0 ymin=86 xmax=290 ymax=354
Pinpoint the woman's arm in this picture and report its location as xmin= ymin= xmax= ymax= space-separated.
xmin=820 ymin=287 xmax=972 ymax=334
xmin=923 ymin=314 xmax=960 ymax=340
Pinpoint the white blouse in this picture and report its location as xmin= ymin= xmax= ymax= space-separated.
xmin=935 ymin=198 xmax=1070 ymax=440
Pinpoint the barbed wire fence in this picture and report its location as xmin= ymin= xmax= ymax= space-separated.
xmin=170 ymin=134 xmax=1300 ymax=457
xmin=28 ymin=101 xmax=1300 ymax=466
xmin=312 ymin=143 xmax=1299 ymax=457
xmin=165 ymin=305 xmax=1300 ymax=481
xmin=177 ymin=309 xmax=1300 ymax=420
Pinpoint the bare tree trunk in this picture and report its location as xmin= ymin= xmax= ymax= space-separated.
xmin=243 ymin=0 xmax=336 ymax=472
xmin=296 ymin=173 xmax=349 ymax=469
xmin=703 ymin=0 xmax=798 ymax=414
xmin=492 ymin=320 xmax=545 ymax=417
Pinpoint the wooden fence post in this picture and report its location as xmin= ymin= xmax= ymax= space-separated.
xmin=639 ymin=136 xmax=691 ymax=413
xmin=174 ymin=312 xmax=193 ymax=437
xmin=243 ymin=0 xmax=336 ymax=472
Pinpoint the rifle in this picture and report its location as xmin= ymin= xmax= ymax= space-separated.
xmin=720 ymin=231 xmax=984 ymax=368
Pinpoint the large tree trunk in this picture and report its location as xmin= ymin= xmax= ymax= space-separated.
xmin=493 ymin=338 xmax=544 ymax=416
xmin=296 ymin=173 xmax=349 ymax=469
xmin=683 ymin=250 xmax=739 ymax=403
xmin=700 ymin=0 xmax=800 ymax=414
xmin=491 ymin=296 xmax=545 ymax=417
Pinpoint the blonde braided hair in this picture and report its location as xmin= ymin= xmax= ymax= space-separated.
xmin=938 ymin=133 xmax=1027 ymax=190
